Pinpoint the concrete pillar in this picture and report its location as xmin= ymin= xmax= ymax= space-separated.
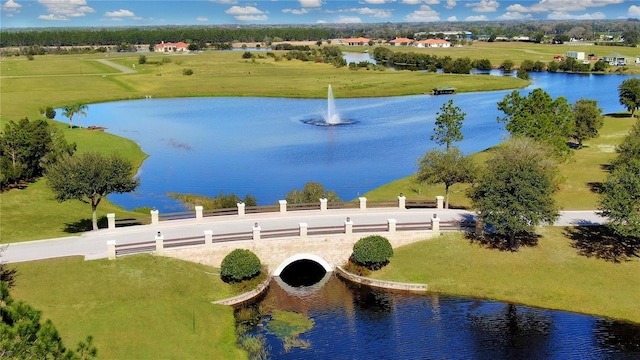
xmin=299 ymin=223 xmax=308 ymax=238
xmin=388 ymin=218 xmax=397 ymax=233
xmin=359 ymin=197 xmax=367 ymax=210
xmin=204 ymin=230 xmax=213 ymax=246
xmin=398 ymin=195 xmax=406 ymax=209
xmin=320 ymin=198 xmax=328 ymax=212
xmin=431 ymin=214 xmax=440 ymax=236
xmin=195 ymin=206 xmax=203 ymax=220
xmin=155 ymin=231 xmax=164 ymax=255
xmin=107 ymin=240 xmax=116 ymax=260
xmin=436 ymin=196 xmax=444 ymax=210
xmin=345 ymin=217 xmax=353 ymax=235
xmin=237 ymin=202 xmax=245 ymax=217
xmin=150 ymin=209 xmax=159 ymax=225
xmin=252 ymin=223 xmax=261 ymax=241
xmin=279 ymin=200 xmax=287 ymax=213
xmin=107 ymin=213 xmax=116 ymax=230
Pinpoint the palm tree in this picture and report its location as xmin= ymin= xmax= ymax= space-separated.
xmin=61 ymin=105 xmax=75 ymax=129
xmin=75 ymin=104 xmax=88 ymax=128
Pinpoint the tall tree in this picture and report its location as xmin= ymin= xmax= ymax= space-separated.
xmin=468 ymin=137 xmax=560 ymax=250
xmin=285 ymin=182 xmax=341 ymax=204
xmin=74 ymin=104 xmax=88 ymax=128
xmin=61 ymin=104 xmax=88 ymax=129
xmin=497 ymin=88 xmax=574 ymax=157
xmin=618 ymin=78 xmax=640 ymax=117
xmin=46 ymin=152 xmax=140 ymax=230
xmin=599 ymin=157 xmax=640 ymax=240
xmin=613 ymin=120 xmax=640 ymax=166
xmin=430 ymin=99 xmax=465 ymax=150
xmin=416 ymin=146 xmax=477 ymax=209
xmin=572 ymin=98 xmax=604 ymax=148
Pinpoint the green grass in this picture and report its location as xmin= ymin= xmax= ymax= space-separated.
xmin=10 ymin=255 xmax=247 ymax=360
xmin=369 ymin=227 xmax=640 ymax=323
xmin=364 ymin=115 xmax=638 ymax=210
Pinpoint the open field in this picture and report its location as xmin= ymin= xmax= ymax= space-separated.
xmin=10 ymin=255 xmax=247 ymax=359
xmin=364 ymin=114 xmax=638 ymax=210
xmin=369 ymin=227 xmax=640 ymax=323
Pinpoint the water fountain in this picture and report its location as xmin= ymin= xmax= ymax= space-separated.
xmin=302 ymin=85 xmax=356 ymax=126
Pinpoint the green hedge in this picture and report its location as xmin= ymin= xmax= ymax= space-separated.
xmin=220 ymin=249 xmax=261 ymax=283
xmin=351 ymin=235 xmax=394 ymax=270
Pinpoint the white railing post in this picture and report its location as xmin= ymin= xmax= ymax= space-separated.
xmin=320 ymin=198 xmax=328 ymax=212
xmin=237 ymin=202 xmax=245 ymax=217
xmin=436 ymin=196 xmax=444 ymax=210
xmin=204 ymin=230 xmax=213 ymax=246
xmin=279 ymin=200 xmax=287 ymax=213
xmin=398 ymin=194 xmax=406 ymax=209
xmin=151 ymin=209 xmax=159 ymax=225
xmin=107 ymin=240 xmax=116 ymax=260
xmin=345 ymin=217 xmax=353 ymax=235
xmin=195 ymin=206 xmax=203 ymax=220
xmin=431 ymin=214 xmax=440 ymax=236
xmin=388 ymin=218 xmax=397 ymax=233
xmin=359 ymin=197 xmax=367 ymax=210
xmin=299 ymin=223 xmax=308 ymax=238
xmin=155 ymin=231 xmax=164 ymax=255
xmin=107 ymin=213 xmax=116 ymax=230
xmin=252 ymin=222 xmax=261 ymax=241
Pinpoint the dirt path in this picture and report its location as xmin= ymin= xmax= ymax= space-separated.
xmin=95 ymin=58 xmax=137 ymax=74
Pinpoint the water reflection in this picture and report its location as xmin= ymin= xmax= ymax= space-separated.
xmin=241 ymin=275 xmax=640 ymax=359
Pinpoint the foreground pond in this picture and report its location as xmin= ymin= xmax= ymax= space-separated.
xmin=66 ymin=72 xmax=635 ymax=211
xmin=240 ymin=275 xmax=640 ymax=359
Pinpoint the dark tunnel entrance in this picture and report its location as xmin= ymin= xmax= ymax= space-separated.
xmin=278 ymin=259 xmax=327 ymax=287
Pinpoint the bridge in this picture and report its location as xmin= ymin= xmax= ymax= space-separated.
xmin=2 ymin=197 xmax=604 ymax=277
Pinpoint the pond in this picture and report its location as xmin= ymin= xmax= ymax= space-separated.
xmin=63 ymin=71 xmax=635 ymax=211
xmin=240 ymin=275 xmax=640 ymax=359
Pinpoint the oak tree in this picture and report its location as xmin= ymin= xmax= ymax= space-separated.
xmin=618 ymin=78 xmax=640 ymax=117
xmin=431 ymin=99 xmax=465 ymax=150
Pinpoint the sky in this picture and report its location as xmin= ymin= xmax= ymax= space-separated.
xmin=1 ymin=0 xmax=640 ymax=28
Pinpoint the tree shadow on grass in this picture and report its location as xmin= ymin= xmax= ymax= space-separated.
xmin=565 ymin=226 xmax=640 ymax=263
xmin=465 ymin=231 xmax=541 ymax=252
xmin=63 ymin=216 xmax=108 ymax=234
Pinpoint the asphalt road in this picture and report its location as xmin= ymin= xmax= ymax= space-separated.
xmin=1 ymin=209 xmax=605 ymax=264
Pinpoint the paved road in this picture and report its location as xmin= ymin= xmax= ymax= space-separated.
xmin=1 ymin=209 xmax=605 ymax=264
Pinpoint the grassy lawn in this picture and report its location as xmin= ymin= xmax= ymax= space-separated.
xmin=369 ymin=227 xmax=640 ymax=323
xmin=364 ymin=114 xmax=638 ymax=210
xmin=10 ymin=255 xmax=247 ymax=360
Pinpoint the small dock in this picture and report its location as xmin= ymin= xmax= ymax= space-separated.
xmin=432 ymin=86 xmax=456 ymax=95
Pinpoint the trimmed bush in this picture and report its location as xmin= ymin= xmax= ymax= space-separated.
xmin=220 ymin=249 xmax=261 ymax=283
xmin=351 ymin=235 xmax=394 ymax=270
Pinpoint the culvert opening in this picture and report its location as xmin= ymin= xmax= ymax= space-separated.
xmin=279 ymin=259 xmax=327 ymax=287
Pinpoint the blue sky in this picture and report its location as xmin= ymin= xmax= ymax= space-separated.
xmin=1 ymin=0 xmax=639 ymax=28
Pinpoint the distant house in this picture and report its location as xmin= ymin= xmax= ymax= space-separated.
xmin=415 ymin=39 xmax=451 ymax=48
xmin=566 ymin=51 xmax=585 ymax=60
xmin=344 ymin=37 xmax=370 ymax=46
xmin=155 ymin=41 xmax=189 ymax=53
xmin=602 ymin=52 xmax=629 ymax=66
xmin=389 ymin=37 xmax=414 ymax=46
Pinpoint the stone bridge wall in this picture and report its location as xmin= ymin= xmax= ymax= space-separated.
xmin=162 ymin=231 xmax=435 ymax=274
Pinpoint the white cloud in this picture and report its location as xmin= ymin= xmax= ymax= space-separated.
xmin=628 ymin=5 xmax=640 ymax=18
xmin=105 ymin=9 xmax=135 ymax=17
xmin=447 ymin=15 xmax=457 ymax=21
xmin=300 ymin=0 xmax=322 ymax=7
xmin=497 ymin=11 xmax=532 ymax=20
xmin=355 ymin=7 xmax=393 ymax=18
xmin=465 ymin=0 xmax=499 ymax=13
xmin=38 ymin=0 xmax=95 ymax=20
xmin=405 ymin=5 xmax=439 ymax=21
xmin=226 ymin=5 xmax=265 ymax=15
xmin=363 ymin=0 xmax=393 ymax=4
xmin=445 ymin=0 xmax=456 ymax=9
xmin=283 ymin=8 xmax=309 ymax=15
xmin=507 ymin=0 xmax=623 ymax=14
xmin=197 ymin=16 xmax=208 ymax=21
xmin=401 ymin=0 xmax=439 ymax=4
xmin=465 ymin=15 xmax=489 ymax=20
xmin=548 ymin=11 xmax=606 ymax=20
xmin=336 ymin=15 xmax=362 ymax=23
xmin=316 ymin=19 xmax=327 ymax=23
xmin=2 ymin=0 xmax=21 ymax=13
xmin=210 ymin=0 xmax=237 ymax=3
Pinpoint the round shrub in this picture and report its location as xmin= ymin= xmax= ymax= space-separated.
xmin=351 ymin=235 xmax=394 ymax=270
xmin=220 ymin=249 xmax=261 ymax=283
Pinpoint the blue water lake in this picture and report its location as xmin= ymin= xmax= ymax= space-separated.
xmin=61 ymin=70 xmax=635 ymax=211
